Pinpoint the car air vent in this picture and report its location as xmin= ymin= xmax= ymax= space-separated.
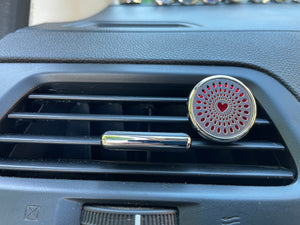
xmin=0 ymin=83 xmax=296 ymax=186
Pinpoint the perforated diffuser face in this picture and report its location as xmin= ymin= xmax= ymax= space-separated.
xmin=188 ymin=75 xmax=257 ymax=142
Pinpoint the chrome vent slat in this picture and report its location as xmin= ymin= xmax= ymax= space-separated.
xmin=0 ymin=160 xmax=294 ymax=181
xmin=0 ymin=134 xmax=284 ymax=151
xmin=0 ymin=135 xmax=101 ymax=145
xmin=8 ymin=112 xmax=269 ymax=125
xmin=191 ymin=140 xmax=285 ymax=151
xmin=8 ymin=113 xmax=188 ymax=123
xmin=0 ymin=134 xmax=285 ymax=151
xmin=254 ymin=118 xmax=271 ymax=125
xmin=28 ymin=94 xmax=188 ymax=103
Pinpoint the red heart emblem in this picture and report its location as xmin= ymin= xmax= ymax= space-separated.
xmin=217 ymin=102 xmax=228 ymax=112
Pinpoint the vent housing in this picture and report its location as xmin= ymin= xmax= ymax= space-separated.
xmin=0 ymin=82 xmax=296 ymax=186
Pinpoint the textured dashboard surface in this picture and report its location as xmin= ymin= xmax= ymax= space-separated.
xmin=0 ymin=5 xmax=299 ymax=100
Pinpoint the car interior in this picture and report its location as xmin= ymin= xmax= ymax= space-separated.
xmin=0 ymin=0 xmax=299 ymax=224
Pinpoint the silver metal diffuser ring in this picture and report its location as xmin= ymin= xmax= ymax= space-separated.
xmin=188 ymin=75 xmax=257 ymax=142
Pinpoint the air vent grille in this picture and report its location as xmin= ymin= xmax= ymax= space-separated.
xmin=0 ymin=83 xmax=295 ymax=186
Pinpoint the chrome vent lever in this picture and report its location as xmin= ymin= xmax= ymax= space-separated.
xmin=102 ymin=131 xmax=191 ymax=151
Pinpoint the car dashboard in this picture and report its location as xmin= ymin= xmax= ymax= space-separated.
xmin=0 ymin=3 xmax=299 ymax=225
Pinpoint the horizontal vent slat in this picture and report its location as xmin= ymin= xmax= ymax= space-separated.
xmin=191 ymin=140 xmax=285 ymax=151
xmin=8 ymin=113 xmax=270 ymax=125
xmin=0 ymin=135 xmax=284 ymax=152
xmin=28 ymin=94 xmax=188 ymax=103
xmin=0 ymin=135 xmax=101 ymax=145
xmin=0 ymin=160 xmax=293 ymax=181
xmin=8 ymin=113 xmax=188 ymax=123
xmin=254 ymin=118 xmax=270 ymax=125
